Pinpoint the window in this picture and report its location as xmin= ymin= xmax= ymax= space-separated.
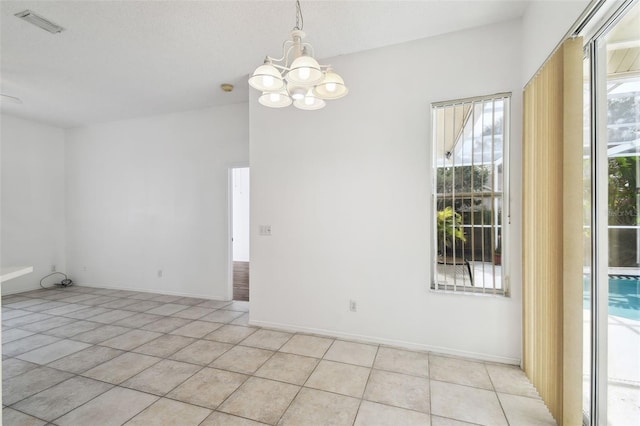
xmin=431 ymin=93 xmax=510 ymax=295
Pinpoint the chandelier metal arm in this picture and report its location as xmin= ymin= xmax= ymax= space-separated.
xmin=267 ymin=61 xmax=289 ymax=72
xmin=267 ymin=39 xmax=314 ymax=71
xmin=265 ymin=40 xmax=294 ymax=64
xmin=265 ymin=37 xmax=313 ymax=64
xmin=265 ymin=61 xmax=333 ymax=74
xmin=300 ymin=42 xmax=314 ymax=57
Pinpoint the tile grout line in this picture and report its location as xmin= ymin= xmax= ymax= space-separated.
xmin=47 ymin=377 xmax=118 ymax=425
xmin=484 ymin=360 xmax=511 ymax=426
xmin=4 ymin=403 xmax=53 ymax=424
xmin=272 ymin=334 xmax=316 ymax=426
xmin=351 ymin=343 xmax=381 ymax=426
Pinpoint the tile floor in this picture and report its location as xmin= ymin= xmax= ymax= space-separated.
xmin=2 ymin=286 xmax=557 ymax=425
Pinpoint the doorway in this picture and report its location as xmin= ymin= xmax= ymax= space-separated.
xmin=231 ymin=167 xmax=250 ymax=301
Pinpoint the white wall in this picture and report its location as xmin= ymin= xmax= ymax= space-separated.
xmin=65 ymin=103 xmax=249 ymax=299
xmin=521 ymin=0 xmax=591 ymax=85
xmin=233 ymin=167 xmax=250 ymax=262
xmin=1 ymin=114 xmax=66 ymax=295
xmin=250 ymin=20 xmax=524 ymax=363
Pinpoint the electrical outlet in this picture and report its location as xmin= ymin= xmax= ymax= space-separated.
xmin=158 ymin=269 xmax=163 ymax=278
xmin=259 ymin=225 xmax=272 ymax=236
xmin=51 ymin=265 xmax=56 ymax=272
xmin=349 ymin=299 xmax=357 ymax=312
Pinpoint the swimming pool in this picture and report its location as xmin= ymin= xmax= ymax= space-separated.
xmin=584 ymin=275 xmax=640 ymax=321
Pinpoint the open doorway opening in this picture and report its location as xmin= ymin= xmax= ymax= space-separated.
xmin=231 ymin=167 xmax=250 ymax=301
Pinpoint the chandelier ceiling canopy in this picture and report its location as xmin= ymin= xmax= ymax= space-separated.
xmin=248 ymin=0 xmax=348 ymax=110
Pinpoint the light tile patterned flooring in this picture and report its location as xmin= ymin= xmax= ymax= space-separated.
xmin=2 ymin=286 xmax=556 ymax=425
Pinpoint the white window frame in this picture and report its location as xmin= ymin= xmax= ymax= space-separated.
xmin=430 ymin=93 xmax=511 ymax=296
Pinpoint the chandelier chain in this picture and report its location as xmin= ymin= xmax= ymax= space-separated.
xmin=294 ymin=0 xmax=304 ymax=30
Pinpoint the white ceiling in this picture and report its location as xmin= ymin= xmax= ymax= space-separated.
xmin=0 ymin=1 xmax=530 ymax=128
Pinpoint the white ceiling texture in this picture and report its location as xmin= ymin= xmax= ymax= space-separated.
xmin=0 ymin=1 xmax=530 ymax=128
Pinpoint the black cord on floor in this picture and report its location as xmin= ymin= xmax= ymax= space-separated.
xmin=40 ymin=272 xmax=72 ymax=289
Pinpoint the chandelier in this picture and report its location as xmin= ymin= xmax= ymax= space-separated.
xmin=248 ymin=0 xmax=348 ymax=110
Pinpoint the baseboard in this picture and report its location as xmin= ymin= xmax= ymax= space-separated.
xmin=249 ymin=319 xmax=521 ymax=366
xmin=70 ymin=282 xmax=229 ymax=301
xmin=2 ymin=283 xmax=43 ymax=296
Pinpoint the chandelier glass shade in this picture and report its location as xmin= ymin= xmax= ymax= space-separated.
xmin=313 ymin=69 xmax=347 ymax=100
xmin=248 ymin=1 xmax=348 ymax=110
xmin=258 ymin=90 xmax=292 ymax=108
xmin=286 ymin=55 xmax=323 ymax=85
xmin=248 ymin=64 xmax=284 ymax=92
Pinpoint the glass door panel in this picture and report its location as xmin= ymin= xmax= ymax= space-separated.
xmin=603 ymin=5 xmax=640 ymax=421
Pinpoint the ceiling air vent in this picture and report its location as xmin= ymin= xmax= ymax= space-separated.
xmin=15 ymin=10 xmax=64 ymax=34
xmin=0 ymin=94 xmax=23 ymax=104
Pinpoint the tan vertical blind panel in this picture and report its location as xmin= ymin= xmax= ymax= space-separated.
xmin=522 ymin=37 xmax=583 ymax=426
xmin=562 ymin=38 xmax=585 ymax=426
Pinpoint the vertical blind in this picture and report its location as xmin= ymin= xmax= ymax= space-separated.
xmin=522 ymin=37 xmax=584 ymax=426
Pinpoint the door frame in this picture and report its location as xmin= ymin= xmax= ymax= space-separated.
xmin=579 ymin=0 xmax=638 ymax=423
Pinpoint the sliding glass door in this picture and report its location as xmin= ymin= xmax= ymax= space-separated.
xmin=584 ymin=1 xmax=640 ymax=424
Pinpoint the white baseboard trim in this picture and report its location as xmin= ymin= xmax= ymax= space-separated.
xmin=2 ymin=283 xmax=42 ymax=296
xmin=70 ymin=282 xmax=229 ymax=302
xmin=249 ymin=319 xmax=521 ymax=366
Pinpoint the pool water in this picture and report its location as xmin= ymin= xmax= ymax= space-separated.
xmin=583 ymin=276 xmax=640 ymax=321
